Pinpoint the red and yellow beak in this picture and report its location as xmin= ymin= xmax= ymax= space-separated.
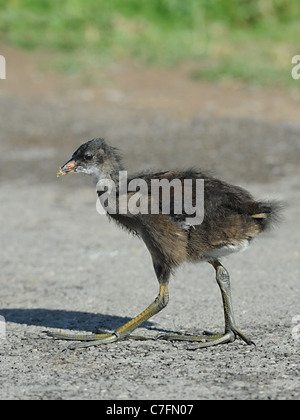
xmin=57 ymin=159 xmax=76 ymax=177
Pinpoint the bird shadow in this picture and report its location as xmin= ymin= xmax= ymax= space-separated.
xmin=0 ymin=308 xmax=174 ymax=334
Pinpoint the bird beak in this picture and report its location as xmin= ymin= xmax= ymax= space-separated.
xmin=57 ymin=158 xmax=76 ymax=177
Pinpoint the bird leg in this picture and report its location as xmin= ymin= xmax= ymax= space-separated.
xmin=157 ymin=260 xmax=255 ymax=349
xmin=46 ymin=284 xmax=169 ymax=349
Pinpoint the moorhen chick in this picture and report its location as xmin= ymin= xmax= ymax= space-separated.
xmin=48 ymin=138 xmax=281 ymax=349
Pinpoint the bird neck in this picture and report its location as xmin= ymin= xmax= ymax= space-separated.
xmin=92 ymin=158 xmax=124 ymax=186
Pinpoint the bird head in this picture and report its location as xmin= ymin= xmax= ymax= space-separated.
xmin=57 ymin=138 xmax=123 ymax=183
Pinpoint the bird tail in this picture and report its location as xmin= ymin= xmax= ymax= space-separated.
xmin=251 ymin=200 xmax=284 ymax=232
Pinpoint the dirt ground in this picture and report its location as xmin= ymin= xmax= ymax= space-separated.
xmin=0 ymin=45 xmax=299 ymax=400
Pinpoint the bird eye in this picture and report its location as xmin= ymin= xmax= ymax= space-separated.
xmin=84 ymin=153 xmax=93 ymax=161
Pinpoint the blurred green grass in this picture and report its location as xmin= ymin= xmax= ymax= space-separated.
xmin=0 ymin=0 xmax=299 ymax=87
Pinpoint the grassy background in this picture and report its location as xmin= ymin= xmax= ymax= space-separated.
xmin=0 ymin=0 xmax=299 ymax=86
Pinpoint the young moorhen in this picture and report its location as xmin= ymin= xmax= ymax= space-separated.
xmin=48 ymin=138 xmax=281 ymax=349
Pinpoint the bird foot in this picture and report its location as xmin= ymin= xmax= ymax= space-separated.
xmin=156 ymin=328 xmax=255 ymax=350
xmin=45 ymin=330 xmax=119 ymax=349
